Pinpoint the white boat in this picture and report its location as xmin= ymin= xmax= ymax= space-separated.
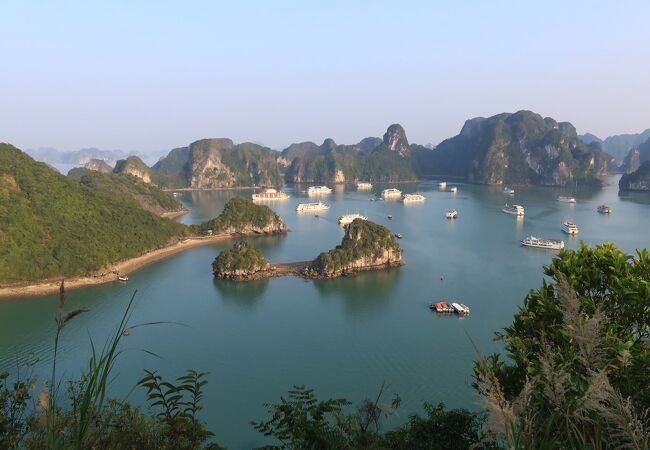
xmin=450 ymin=186 xmax=458 ymax=193
xmin=438 ymin=181 xmax=447 ymax=188
xmin=338 ymin=213 xmax=368 ymax=225
xmin=381 ymin=188 xmax=402 ymax=199
xmin=451 ymin=302 xmax=470 ymax=315
xmin=503 ymin=187 xmax=515 ymax=195
xmin=446 ymin=210 xmax=458 ymax=219
xmin=558 ymin=196 xmax=576 ymax=203
xmin=520 ymin=236 xmax=565 ymax=250
xmin=502 ymin=204 xmax=525 ymax=216
xmin=562 ymin=221 xmax=579 ymax=235
xmin=307 ymin=186 xmax=332 ymax=196
xmin=356 ymin=182 xmax=373 ymax=190
xmin=118 ymin=275 xmax=129 ymax=282
xmin=597 ymin=204 xmax=612 ymax=214
xmin=402 ymin=193 xmax=426 ymax=203
xmin=394 ymin=233 xmax=403 ymax=239
xmin=252 ymin=188 xmax=290 ymax=201
xmin=296 ymin=201 xmax=330 ymax=212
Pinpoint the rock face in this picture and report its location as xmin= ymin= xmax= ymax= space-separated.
xmin=383 ymin=124 xmax=411 ymax=157
xmin=191 ymin=197 xmax=287 ymax=236
xmin=415 ymin=110 xmax=610 ymax=187
xmin=302 ymin=219 xmax=403 ymax=279
xmin=622 ymin=138 xmax=650 ymax=173
xmin=113 ymin=156 xmax=152 ymax=183
xmin=84 ymin=158 xmax=114 ymax=173
xmin=212 ymin=241 xmax=271 ymax=280
xmin=619 ymin=161 xmax=650 ymax=191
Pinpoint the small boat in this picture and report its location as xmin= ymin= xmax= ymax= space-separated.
xmin=381 ymin=188 xmax=402 ymax=199
xmin=450 ymin=186 xmax=458 ymax=193
xmin=562 ymin=221 xmax=579 ymax=235
xmin=597 ymin=204 xmax=612 ymax=214
xmin=558 ymin=196 xmax=577 ymax=203
xmin=339 ymin=213 xmax=368 ymax=225
xmin=307 ymin=186 xmax=333 ymax=196
xmin=451 ymin=302 xmax=470 ymax=315
xmin=430 ymin=301 xmax=454 ymax=313
xmin=118 ymin=275 xmax=129 ymax=282
xmin=438 ymin=181 xmax=447 ymax=188
xmin=446 ymin=210 xmax=458 ymax=219
xmin=521 ymin=236 xmax=564 ymax=250
xmin=387 ymin=215 xmax=393 ymax=219
xmin=252 ymin=188 xmax=290 ymax=201
xmin=502 ymin=204 xmax=525 ymax=216
xmin=402 ymin=193 xmax=426 ymax=203
xmin=122 ymin=330 xmax=130 ymax=337
xmin=394 ymin=233 xmax=403 ymax=239
xmin=503 ymin=187 xmax=515 ymax=195
xmin=296 ymin=201 xmax=330 ymax=212
xmin=357 ymin=182 xmax=373 ymax=190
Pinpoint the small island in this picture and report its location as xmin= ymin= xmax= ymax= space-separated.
xmin=192 ymin=197 xmax=288 ymax=236
xmin=212 ymin=219 xmax=403 ymax=282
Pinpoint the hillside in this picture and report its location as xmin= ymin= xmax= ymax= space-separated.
xmin=67 ymin=168 xmax=186 ymax=216
xmin=0 ymin=143 xmax=188 ymax=283
xmin=191 ymin=197 xmax=287 ymax=236
xmin=415 ymin=110 xmax=611 ymax=186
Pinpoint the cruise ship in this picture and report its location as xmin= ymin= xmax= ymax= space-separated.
xmin=296 ymin=201 xmax=330 ymax=212
xmin=503 ymin=187 xmax=515 ymax=195
xmin=252 ymin=188 xmax=290 ymax=201
xmin=558 ymin=196 xmax=576 ymax=203
xmin=520 ymin=236 xmax=565 ymax=250
xmin=502 ymin=204 xmax=525 ymax=216
xmin=446 ymin=210 xmax=458 ymax=219
xmin=307 ymin=185 xmax=332 ymax=195
xmin=356 ymin=182 xmax=373 ymax=190
xmin=438 ymin=181 xmax=447 ymax=188
xmin=451 ymin=302 xmax=470 ymax=315
xmin=597 ymin=204 xmax=612 ymax=214
xmin=338 ymin=213 xmax=368 ymax=225
xmin=562 ymin=221 xmax=579 ymax=235
xmin=381 ymin=188 xmax=402 ymax=199
xmin=402 ymin=193 xmax=426 ymax=203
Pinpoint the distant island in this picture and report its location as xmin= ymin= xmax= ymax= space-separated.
xmin=212 ymin=219 xmax=403 ymax=281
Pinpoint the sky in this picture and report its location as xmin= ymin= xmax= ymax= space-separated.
xmin=2 ymin=0 xmax=650 ymax=154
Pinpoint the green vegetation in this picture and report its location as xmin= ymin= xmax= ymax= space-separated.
xmin=68 ymin=168 xmax=184 ymax=215
xmin=310 ymin=219 xmax=402 ymax=275
xmin=191 ymin=197 xmax=286 ymax=236
xmin=0 ymin=144 xmax=187 ymax=283
xmin=212 ymin=241 xmax=270 ymax=277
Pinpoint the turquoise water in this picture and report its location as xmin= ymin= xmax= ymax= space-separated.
xmin=1 ymin=176 xmax=649 ymax=449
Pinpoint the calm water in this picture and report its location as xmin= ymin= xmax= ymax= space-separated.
xmin=1 ymin=176 xmax=649 ymax=449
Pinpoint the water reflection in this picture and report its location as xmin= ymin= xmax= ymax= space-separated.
xmin=618 ymin=191 xmax=650 ymax=206
xmin=213 ymin=278 xmax=269 ymax=308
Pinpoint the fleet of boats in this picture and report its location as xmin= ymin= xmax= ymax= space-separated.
xmin=402 ymin=193 xmax=426 ymax=203
xmin=502 ymin=204 xmax=525 ymax=216
xmin=356 ymin=182 xmax=373 ymax=190
xmin=338 ymin=213 xmax=368 ymax=225
xmin=307 ymin=185 xmax=332 ymax=195
xmin=296 ymin=201 xmax=330 ymax=212
xmin=558 ymin=196 xmax=577 ymax=203
xmin=598 ymin=204 xmax=612 ymax=214
xmin=446 ymin=210 xmax=458 ymax=219
xmin=252 ymin=188 xmax=290 ymax=201
xmin=381 ymin=188 xmax=402 ymax=199
xmin=520 ymin=236 xmax=565 ymax=250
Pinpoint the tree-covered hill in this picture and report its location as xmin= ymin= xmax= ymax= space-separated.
xmin=191 ymin=197 xmax=287 ymax=236
xmin=0 ymin=143 xmax=187 ymax=283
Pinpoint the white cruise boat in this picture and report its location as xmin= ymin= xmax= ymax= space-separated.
xmin=451 ymin=302 xmax=470 ymax=315
xmin=597 ymin=204 xmax=612 ymax=214
xmin=558 ymin=196 xmax=576 ymax=203
xmin=438 ymin=181 xmax=447 ymax=188
xmin=307 ymin=185 xmax=332 ymax=196
xmin=381 ymin=188 xmax=402 ymax=199
xmin=503 ymin=187 xmax=515 ymax=195
xmin=296 ymin=201 xmax=330 ymax=212
xmin=356 ymin=182 xmax=373 ymax=190
xmin=338 ymin=213 xmax=368 ymax=225
xmin=446 ymin=210 xmax=458 ymax=219
xmin=402 ymin=193 xmax=426 ymax=203
xmin=252 ymin=188 xmax=290 ymax=201
xmin=502 ymin=204 xmax=525 ymax=216
xmin=450 ymin=186 xmax=458 ymax=193
xmin=562 ymin=221 xmax=579 ymax=235
xmin=520 ymin=236 xmax=564 ymax=250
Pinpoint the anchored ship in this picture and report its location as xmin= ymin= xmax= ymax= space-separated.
xmin=520 ymin=236 xmax=564 ymax=250
xmin=307 ymin=186 xmax=332 ymax=195
xmin=402 ymin=193 xmax=426 ymax=203
xmin=562 ymin=221 xmax=579 ymax=235
xmin=356 ymin=182 xmax=373 ymax=190
xmin=446 ymin=210 xmax=458 ymax=219
xmin=597 ymin=204 xmax=612 ymax=214
xmin=296 ymin=201 xmax=330 ymax=212
xmin=558 ymin=196 xmax=576 ymax=203
xmin=338 ymin=213 xmax=368 ymax=225
xmin=502 ymin=204 xmax=525 ymax=216
xmin=503 ymin=187 xmax=515 ymax=195
xmin=252 ymin=188 xmax=290 ymax=201
xmin=381 ymin=188 xmax=402 ymax=199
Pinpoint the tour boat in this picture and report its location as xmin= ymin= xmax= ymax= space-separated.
xmin=387 ymin=215 xmax=393 ymax=219
xmin=402 ymin=193 xmax=426 ymax=203
xmin=520 ymin=236 xmax=564 ymax=250
xmin=252 ymin=188 xmax=290 ymax=201
xmin=118 ymin=275 xmax=129 ymax=282
xmin=296 ymin=201 xmax=330 ymax=212
xmin=451 ymin=302 xmax=470 ymax=315
xmin=562 ymin=221 xmax=579 ymax=235
xmin=394 ymin=233 xmax=403 ymax=239
xmin=597 ymin=204 xmax=612 ymax=214
xmin=558 ymin=196 xmax=576 ymax=203
xmin=503 ymin=187 xmax=515 ymax=195
xmin=338 ymin=213 xmax=367 ymax=225
xmin=357 ymin=182 xmax=373 ymax=190
xmin=446 ymin=210 xmax=458 ymax=219
xmin=450 ymin=186 xmax=458 ymax=193
xmin=502 ymin=204 xmax=525 ymax=216
xmin=307 ymin=185 xmax=332 ymax=196
xmin=430 ymin=301 xmax=454 ymax=313
xmin=438 ymin=181 xmax=447 ymax=188
xmin=381 ymin=188 xmax=402 ymax=199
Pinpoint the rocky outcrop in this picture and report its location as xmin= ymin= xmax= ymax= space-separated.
xmin=84 ymin=158 xmax=113 ymax=173
xmin=622 ymin=138 xmax=650 ymax=174
xmin=113 ymin=156 xmax=152 ymax=183
xmin=619 ymin=161 xmax=650 ymax=191
xmin=212 ymin=241 xmax=271 ymax=280
xmin=383 ymin=124 xmax=411 ymax=157
xmin=191 ymin=197 xmax=287 ymax=236
xmin=301 ymin=219 xmax=403 ymax=279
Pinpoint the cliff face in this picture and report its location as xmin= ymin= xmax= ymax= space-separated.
xmin=113 ymin=156 xmax=152 ymax=183
xmin=416 ymin=111 xmax=610 ymax=187
xmin=84 ymin=158 xmax=113 ymax=173
xmin=619 ymin=161 xmax=650 ymax=191
xmin=622 ymin=138 xmax=650 ymax=174
xmin=302 ymin=219 xmax=403 ymax=278
xmin=212 ymin=241 xmax=271 ymax=280
xmin=383 ymin=124 xmax=411 ymax=157
xmin=191 ymin=197 xmax=287 ymax=236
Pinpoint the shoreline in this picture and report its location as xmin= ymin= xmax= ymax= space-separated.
xmin=0 ymin=234 xmax=237 ymax=300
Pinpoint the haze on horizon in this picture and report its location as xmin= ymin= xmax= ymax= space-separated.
xmin=1 ymin=0 xmax=650 ymax=155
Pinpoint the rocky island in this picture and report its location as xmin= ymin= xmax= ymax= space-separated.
xmin=212 ymin=241 xmax=272 ymax=280
xmin=191 ymin=197 xmax=288 ymax=236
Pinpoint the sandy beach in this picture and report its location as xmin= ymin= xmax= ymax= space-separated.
xmin=0 ymin=234 xmax=233 ymax=300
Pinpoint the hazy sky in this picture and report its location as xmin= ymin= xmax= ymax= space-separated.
xmin=2 ymin=1 xmax=650 ymax=154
